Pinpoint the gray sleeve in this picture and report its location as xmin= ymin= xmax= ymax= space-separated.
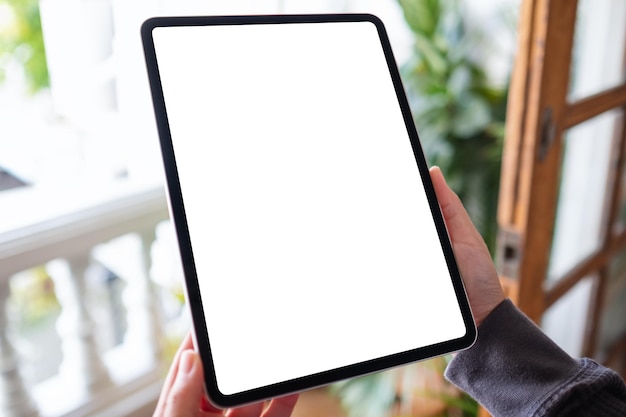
xmin=444 ymin=299 xmax=626 ymax=417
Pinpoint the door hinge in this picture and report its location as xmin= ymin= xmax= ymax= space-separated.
xmin=496 ymin=227 xmax=522 ymax=280
xmin=537 ymin=106 xmax=555 ymax=161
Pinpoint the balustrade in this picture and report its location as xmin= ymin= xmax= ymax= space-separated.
xmin=0 ymin=180 xmax=171 ymax=417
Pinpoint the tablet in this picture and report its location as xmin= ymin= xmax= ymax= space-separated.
xmin=141 ymin=14 xmax=475 ymax=408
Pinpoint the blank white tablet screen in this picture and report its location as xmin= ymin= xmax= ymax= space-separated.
xmin=152 ymin=20 xmax=466 ymax=395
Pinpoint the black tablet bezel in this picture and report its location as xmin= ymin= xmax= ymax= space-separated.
xmin=141 ymin=13 xmax=476 ymax=408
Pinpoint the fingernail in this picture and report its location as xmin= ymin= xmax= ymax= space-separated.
xmin=433 ymin=166 xmax=449 ymax=186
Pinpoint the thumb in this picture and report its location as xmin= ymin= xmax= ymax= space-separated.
xmin=429 ymin=166 xmax=504 ymax=326
xmin=429 ymin=166 xmax=485 ymax=248
xmin=163 ymin=350 xmax=204 ymax=417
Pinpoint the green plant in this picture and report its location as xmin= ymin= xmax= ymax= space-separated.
xmin=330 ymin=370 xmax=397 ymax=417
xmin=0 ymin=0 xmax=49 ymax=92
xmin=398 ymin=0 xmax=509 ymax=254
xmin=10 ymin=267 xmax=60 ymax=329
xmin=330 ymin=357 xmax=478 ymax=417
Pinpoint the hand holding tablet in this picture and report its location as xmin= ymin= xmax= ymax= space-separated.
xmin=142 ymin=14 xmax=476 ymax=407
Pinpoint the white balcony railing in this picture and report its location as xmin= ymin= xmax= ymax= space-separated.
xmin=0 ymin=179 xmax=171 ymax=417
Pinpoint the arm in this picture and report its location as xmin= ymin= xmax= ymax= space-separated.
xmin=430 ymin=166 xmax=626 ymax=417
xmin=445 ymin=299 xmax=626 ymax=416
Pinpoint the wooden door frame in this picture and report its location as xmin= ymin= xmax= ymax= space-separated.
xmin=497 ymin=0 xmax=579 ymax=322
xmin=482 ymin=1 xmax=626 ymax=415
xmin=497 ymin=0 xmax=626 ymax=363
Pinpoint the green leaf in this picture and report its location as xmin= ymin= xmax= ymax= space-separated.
xmin=413 ymin=32 xmax=448 ymax=75
xmin=450 ymin=95 xmax=492 ymax=138
xmin=397 ymin=0 xmax=441 ymax=37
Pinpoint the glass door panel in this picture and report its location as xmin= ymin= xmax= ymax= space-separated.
xmin=598 ymin=248 xmax=626 ymax=359
xmin=547 ymin=109 xmax=623 ymax=282
xmin=568 ymin=0 xmax=626 ymax=100
xmin=542 ymin=276 xmax=595 ymax=358
xmin=613 ymin=130 xmax=626 ymax=232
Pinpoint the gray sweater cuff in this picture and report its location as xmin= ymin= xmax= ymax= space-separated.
xmin=444 ymin=299 xmax=581 ymax=416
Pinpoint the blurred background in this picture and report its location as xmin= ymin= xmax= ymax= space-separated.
xmin=1 ymin=0 xmax=624 ymax=417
